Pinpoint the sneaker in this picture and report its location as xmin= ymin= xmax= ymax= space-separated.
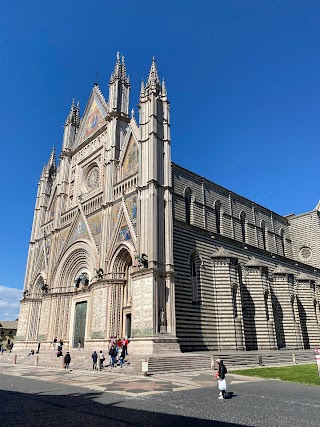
xmin=218 ymin=396 xmax=224 ymax=400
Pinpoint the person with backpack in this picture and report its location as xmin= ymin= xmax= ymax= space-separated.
xmin=64 ymin=352 xmax=71 ymax=369
xmin=215 ymin=358 xmax=227 ymax=399
xmin=92 ymin=351 xmax=98 ymax=370
xmin=99 ymin=350 xmax=105 ymax=370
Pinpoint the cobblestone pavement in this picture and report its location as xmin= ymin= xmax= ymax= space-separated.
xmin=1 ymin=365 xmax=320 ymax=426
xmin=0 ymin=363 xmax=262 ymax=397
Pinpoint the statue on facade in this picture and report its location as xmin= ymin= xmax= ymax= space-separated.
xmin=160 ymin=307 xmax=166 ymax=334
xmin=74 ymin=272 xmax=89 ymax=288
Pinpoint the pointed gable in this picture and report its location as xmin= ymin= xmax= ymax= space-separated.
xmin=74 ymin=85 xmax=108 ymax=148
xmin=69 ymin=217 xmax=90 ymax=245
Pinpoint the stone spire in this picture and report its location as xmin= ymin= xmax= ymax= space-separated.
xmin=108 ymin=51 xmax=130 ymax=116
xmin=161 ymin=78 xmax=167 ymax=98
xmin=47 ymin=146 xmax=56 ymax=169
xmin=109 ymin=51 xmax=130 ymax=86
xmin=140 ymin=79 xmax=145 ymax=99
xmin=64 ymin=99 xmax=80 ymax=127
xmin=145 ymin=57 xmax=161 ymax=92
xmin=63 ymin=98 xmax=80 ymax=150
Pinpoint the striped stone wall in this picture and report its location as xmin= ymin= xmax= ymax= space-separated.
xmin=172 ymin=163 xmax=320 ymax=352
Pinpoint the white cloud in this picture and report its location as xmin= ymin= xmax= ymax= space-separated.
xmin=0 ymin=285 xmax=22 ymax=320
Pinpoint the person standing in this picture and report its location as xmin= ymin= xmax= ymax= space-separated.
xmin=59 ymin=339 xmax=64 ymax=350
xmin=36 ymin=339 xmax=41 ymax=354
xmin=64 ymin=352 xmax=71 ymax=369
xmin=53 ymin=337 xmax=57 ymax=350
xmin=92 ymin=351 xmax=98 ymax=370
xmin=78 ymin=338 xmax=81 ymax=350
xmin=215 ymin=358 xmax=227 ymax=399
xmin=99 ymin=350 xmax=105 ymax=370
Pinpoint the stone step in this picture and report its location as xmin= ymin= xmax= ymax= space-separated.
xmin=0 ymin=349 xmax=316 ymax=375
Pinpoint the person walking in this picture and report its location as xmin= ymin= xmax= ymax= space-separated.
xmin=64 ymin=352 xmax=71 ymax=369
xmin=78 ymin=338 xmax=81 ymax=350
xmin=53 ymin=337 xmax=57 ymax=350
xmin=215 ymin=358 xmax=227 ymax=399
xmin=92 ymin=351 xmax=98 ymax=370
xmin=119 ymin=346 xmax=125 ymax=368
xmin=99 ymin=350 xmax=105 ymax=370
xmin=110 ymin=345 xmax=117 ymax=368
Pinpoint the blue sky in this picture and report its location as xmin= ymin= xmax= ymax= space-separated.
xmin=1 ymin=1 xmax=320 ymax=318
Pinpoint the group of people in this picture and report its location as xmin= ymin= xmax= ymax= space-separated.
xmin=92 ymin=337 xmax=129 ymax=371
xmin=52 ymin=338 xmax=65 ymax=357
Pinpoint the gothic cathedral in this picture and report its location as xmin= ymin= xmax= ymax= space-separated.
xmin=16 ymin=54 xmax=320 ymax=353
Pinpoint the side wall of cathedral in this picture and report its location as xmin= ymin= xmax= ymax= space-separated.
xmin=172 ymin=163 xmax=320 ymax=351
xmin=288 ymin=211 xmax=320 ymax=269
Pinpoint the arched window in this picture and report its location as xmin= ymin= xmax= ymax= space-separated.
xmin=240 ymin=211 xmax=246 ymax=242
xmin=184 ymin=187 xmax=193 ymax=225
xmin=280 ymin=229 xmax=285 ymax=256
xmin=261 ymin=220 xmax=267 ymax=250
xmin=215 ymin=200 xmax=222 ymax=234
xmin=190 ymin=252 xmax=201 ymax=303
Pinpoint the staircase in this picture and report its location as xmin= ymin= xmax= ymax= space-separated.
xmin=0 ymin=349 xmax=316 ymax=376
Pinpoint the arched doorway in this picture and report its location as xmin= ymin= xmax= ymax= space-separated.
xmin=53 ymin=241 xmax=96 ymax=348
xmin=27 ymin=275 xmax=44 ymax=341
xmin=110 ymin=246 xmax=133 ymax=339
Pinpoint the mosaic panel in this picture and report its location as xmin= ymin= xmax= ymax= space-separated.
xmin=123 ymin=135 xmax=139 ymax=179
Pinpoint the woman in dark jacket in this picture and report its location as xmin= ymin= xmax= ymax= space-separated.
xmin=64 ymin=352 xmax=71 ymax=369
xmin=216 ymin=358 xmax=227 ymax=399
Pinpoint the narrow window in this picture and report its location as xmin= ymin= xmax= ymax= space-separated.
xmin=261 ymin=220 xmax=266 ymax=250
xmin=240 ymin=211 xmax=246 ymax=242
xmin=280 ymin=229 xmax=285 ymax=256
xmin=190 ymin=253 xmax=201 ymax=303
xmin=215 ymin=201 xmax=221 ymax=234
xmin=185 ymin=188 xmax=192 ymax=225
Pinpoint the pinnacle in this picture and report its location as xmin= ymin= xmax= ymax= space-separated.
xmin=109 ymin=51 xmax=129 ymax=85
xmin=146 ymin=57 xmax=160 ymax=89
xmin=140 ymin=79 xmax=145 ymax=97
xmin=65 ymin=98 xmax=80 ymax=127
xmin=161 ymin=78 xmax=167 ymax=97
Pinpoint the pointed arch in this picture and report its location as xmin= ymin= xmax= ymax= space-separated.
xmin=110 ymin=244 xmax=134 ymax=277
xmin=54 ymin=240 xmax=97 ymax=290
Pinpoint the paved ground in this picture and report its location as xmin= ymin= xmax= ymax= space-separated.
xmin=0 ymin=364 xmax=319 ymax=426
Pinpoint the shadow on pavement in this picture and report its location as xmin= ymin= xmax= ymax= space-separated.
xmin=0 ymin=387 xmax=252 ymax=427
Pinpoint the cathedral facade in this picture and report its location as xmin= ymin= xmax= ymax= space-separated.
xmin=16 ymin=54 xmax=320 ymax=353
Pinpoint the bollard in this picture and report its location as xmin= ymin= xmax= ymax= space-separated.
xmin=35 ymin=355 xmax=39 ymax=367
xmin=292 ymin=353 xmax=296 ymax=364
xmin=142 ymin=361 xmax=148 ymax=377
xmin=13 ymin=354 xmax=17 ymax=365
xmin=258 ymin=355 xmax=263 ymax=366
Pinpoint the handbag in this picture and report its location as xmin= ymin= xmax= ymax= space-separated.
xmin=218 ymin=379 xmax=227 ymax=391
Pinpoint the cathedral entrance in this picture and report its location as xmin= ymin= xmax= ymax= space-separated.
xmin=125 ymin=313 xmax=131 ymax=338
xmin=73 ymin=301 xmax=87 ymax=348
